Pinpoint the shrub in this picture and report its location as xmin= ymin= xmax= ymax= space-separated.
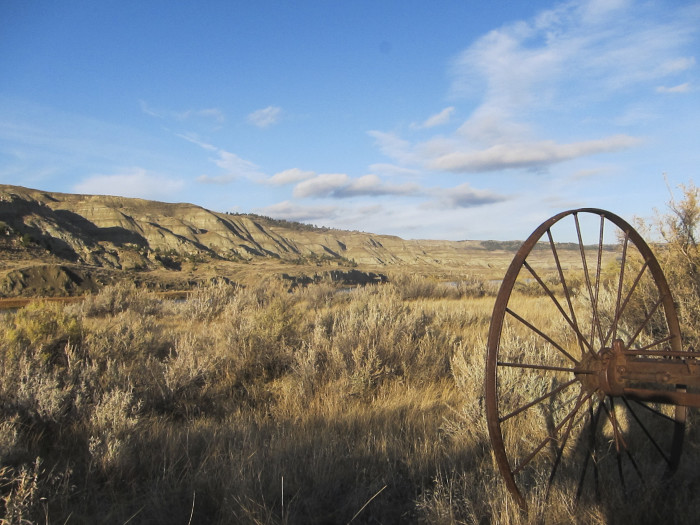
xmin=2 ymin=300 xmax=81 ymax=365
xmin=651 ymin=181 xmax=700 ymax=346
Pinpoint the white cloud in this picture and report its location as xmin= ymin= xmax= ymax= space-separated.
xmin=140 ymin=101 xmax=224 ymax=123
xmin=338 ymin=174 xmax=420 ymax=198
xmin=214 ymin=151 xmax=259 ymax=174
xmin=198 ymin=150 xmax=265 ymax=184
xmin=175 ymin=133 xmax=218 ymax=151
xmin=247 ymin=106 xmax=282 ymax=128
xmin=569 ymin=167 xmax=609 ymax=180
xmin=368 ymin=0 xmax=696 ymax=175
xmin=456 ymin=109 xmax=531 ymax=146
xmin=367 ymin=130 xmax=416 ymax=164
xmin=428 ymin=135 xmax=640 ymax=173
xmin=257 ymin=201 xmax=339 ymax=222
xmin=412 ymin=107 xmax=455 ymax=129
xmin=368 ymin=163 xmax=421 ymax=177
xmin=427 ymin=183 xmax=507 ymax=209
xmin=293 ymin=173 xmax=349 ymax=198
xmin=657 ymin=57 xmax=696 ymax=75
xmin=73 ymin=168 xmax=185 ymax=200
xmin=451 ymin=0 xmax=698 ymax=106
xmin=268 ymin=168 xmax=316 ymax=185
xmin=293 ymin=173 xmax=421 ymax=199
xmin=656 ymin=82 xmax=692 ymax=94
xmin=177 ymin=134 xmax=265 ymax=184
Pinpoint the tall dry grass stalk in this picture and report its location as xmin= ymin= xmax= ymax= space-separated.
xmin=0 ymin=274 xmax=698 ymax=524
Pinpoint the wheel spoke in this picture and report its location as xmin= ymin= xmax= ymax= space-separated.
xmin=633 ymin=334 xmax=676 ymax=353
xmin=486 ymin=209 xmax=684 ymax=511
xmin=606 ymin=231 xmax=629 ymax=347
xmin=523 ymin=260 xmax=592 ymax=354
xmin=497 ymin=361 xmax=594 ymax=374
xmin=611 ymin=260 xmax=650 ymax=339
xmin=506 ymin=308 xmax=579 ymax=364
xmin=546 ymin=388 xmax=588 ymax=497
xmin=499 ymin=378 xmax=578 ymax=423
xmin=593 ymin=215 xmax=605 ymax=344
xmin=630 ymin=399 xmax=678 ymax=424
xmin=512 ymin=387 xmax=592 ymax=475
xmin=574 ymin=213 xmax=604 ymax=351
xmin=603 ymin=398 xmax=645 ymax=485
xmin=548 ymin=229 xmax=587 ymax=357
xmin=622 ymin=397 xmax=671 ymax=465
xmin=626 ymin=294 xmax=667 ymax=350
xmin=576 ymin=398 xmax=604 ymax=505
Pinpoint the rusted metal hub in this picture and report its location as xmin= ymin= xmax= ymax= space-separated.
xmin=575 ymin=339 xmax=627 ymax=398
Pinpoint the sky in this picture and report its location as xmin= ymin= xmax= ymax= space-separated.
xmin=1 ymin=0 xmax=699 ymax=241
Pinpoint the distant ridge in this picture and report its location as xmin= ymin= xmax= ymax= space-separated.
xmin=0 ymin=185 xmax=511 ymax=296
xmin=0 ymin=184 xmax=487 ymax=268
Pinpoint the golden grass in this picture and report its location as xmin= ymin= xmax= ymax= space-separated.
xmin=0 ymin=278 xmax=699 ymax=524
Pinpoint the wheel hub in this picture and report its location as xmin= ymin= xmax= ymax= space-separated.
xmin=575 ymin=339 xmax=626 ymax=397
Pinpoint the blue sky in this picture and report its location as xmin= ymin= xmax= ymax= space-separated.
xmin=1 ymin=0 xmax=698 ymax=240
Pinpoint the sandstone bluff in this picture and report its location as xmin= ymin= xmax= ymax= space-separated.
xmin=0 ymin=185 xmax=509 ymax=297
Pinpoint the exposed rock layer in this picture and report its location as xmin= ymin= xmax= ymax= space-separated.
xmin=0 ymin=185 xmax=512 ymax=297
xmin=0 ymin=185 xmax=491 ymax=269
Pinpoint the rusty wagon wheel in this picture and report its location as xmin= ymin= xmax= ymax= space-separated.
xmin=485 ymin=208 xmax=686 ymax=512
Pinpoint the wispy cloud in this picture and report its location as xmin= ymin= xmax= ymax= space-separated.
xmin=256 ymin=201 xmax=339 ymax=222
xmin=367 ymin=131 xmax=416 ymax=165
xmin=293 ymin=173 xmax=421 ymax=199
xmin=175 ymin=133 xmax=218 ymax=151
xmin=197 ymin=151 xmax=265 ymax=184
xmin=73 ymin=168 xmax=185 ymax=200
xmin=426 ymin=182 xmax=507 ymax=209
xmin=569 ymin=167 xmax=610 ymax=180
xmin=450 ymin=1 xmax=697 ymax=104
xmin=369 ymin=0 xmax=698 ymax=177
xmin=247 ymin=106 xmax=282 ymax=128
xmin=428 ymin=135 xmax=641 ymax=173
xmin=412 ymin=107 xmax=455 ymax=129
xmin=267 ymin=168 xmax=316 ymax=185
xmin=656 ymin=82 xmax=692 ymax=94
xmin=140 ymin=100 xmax=224 ymax=124
xmin=176 ymin=133 xmax=266 ymax=184
xmin=368 ymin=163 xmax=422 ymax=177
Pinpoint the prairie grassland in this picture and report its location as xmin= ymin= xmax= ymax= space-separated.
xmin=0 ymin=276 xmax=699 ymax=524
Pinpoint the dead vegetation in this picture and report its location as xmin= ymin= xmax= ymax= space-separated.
xmin=0 ymin=269 xmax=698 ymax=524
xmin=2 ymin=185 xmax=700 ymax=523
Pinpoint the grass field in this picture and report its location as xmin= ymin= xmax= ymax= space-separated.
xmin=1 ymin=273 xmax=700 ymax=524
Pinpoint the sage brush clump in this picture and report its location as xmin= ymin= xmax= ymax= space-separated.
xmin=1 ymin=263 xmax=699 ymax=523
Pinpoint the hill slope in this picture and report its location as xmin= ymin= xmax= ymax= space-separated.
xmin=0 ymin=185 xmax=512 ymax=296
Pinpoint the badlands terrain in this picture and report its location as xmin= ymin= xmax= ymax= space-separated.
xmin=0 ymin=184 xmax=520 ymax=299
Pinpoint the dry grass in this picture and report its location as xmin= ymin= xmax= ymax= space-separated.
xmin=0 ymin=275 xmax=699 ymax=524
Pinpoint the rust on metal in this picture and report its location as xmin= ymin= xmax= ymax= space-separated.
xmin=485 ymin=209 xmax=692 ymax=513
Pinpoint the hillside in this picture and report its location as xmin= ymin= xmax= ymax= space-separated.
xmin=0 ymin=184 xmax=516 ymax=297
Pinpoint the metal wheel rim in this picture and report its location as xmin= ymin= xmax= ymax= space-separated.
xmin=485 ymin=208 xmax=686 ymax=512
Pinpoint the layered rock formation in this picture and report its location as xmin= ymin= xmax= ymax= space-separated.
xmin=0 ymin=185 xmax=490 ymax=269
xmin=0 ymin=184 xmax=516 ymax=296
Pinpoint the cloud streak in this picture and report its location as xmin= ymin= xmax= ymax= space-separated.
xmin=427 ymin=182 xmax=507 ymax=209
xmin=197 ymin=151 xmax=265 ymax=184
xmin=73 ymin=168 xmax=185 ymax=200
xmin=428 ymin=135 xmax=641 ymax=173
xmin=140 ymin=101 xmax=224 ymax=124
xmin=256 ymin=201 xmax=339 ymax=222
xmin=175 ymin=133 xmax=266 ymax=183
xmin=656 ymin=82 xmax=692 ymax=94
xmin=247 ymin=106 xmax=282 ymax=128
xmin=368 ymin=0 xmax=697 ymax=177
xmin=293 ymin=173 xmax=422 ymax=199
xmin=267 ymin=168 xmax=316 ymax=185
xmin=412 ymin=107 xmax=455 ymax=129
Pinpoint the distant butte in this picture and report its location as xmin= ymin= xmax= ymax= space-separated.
xmin=0 ymin=184 xmax=513 ymax=298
